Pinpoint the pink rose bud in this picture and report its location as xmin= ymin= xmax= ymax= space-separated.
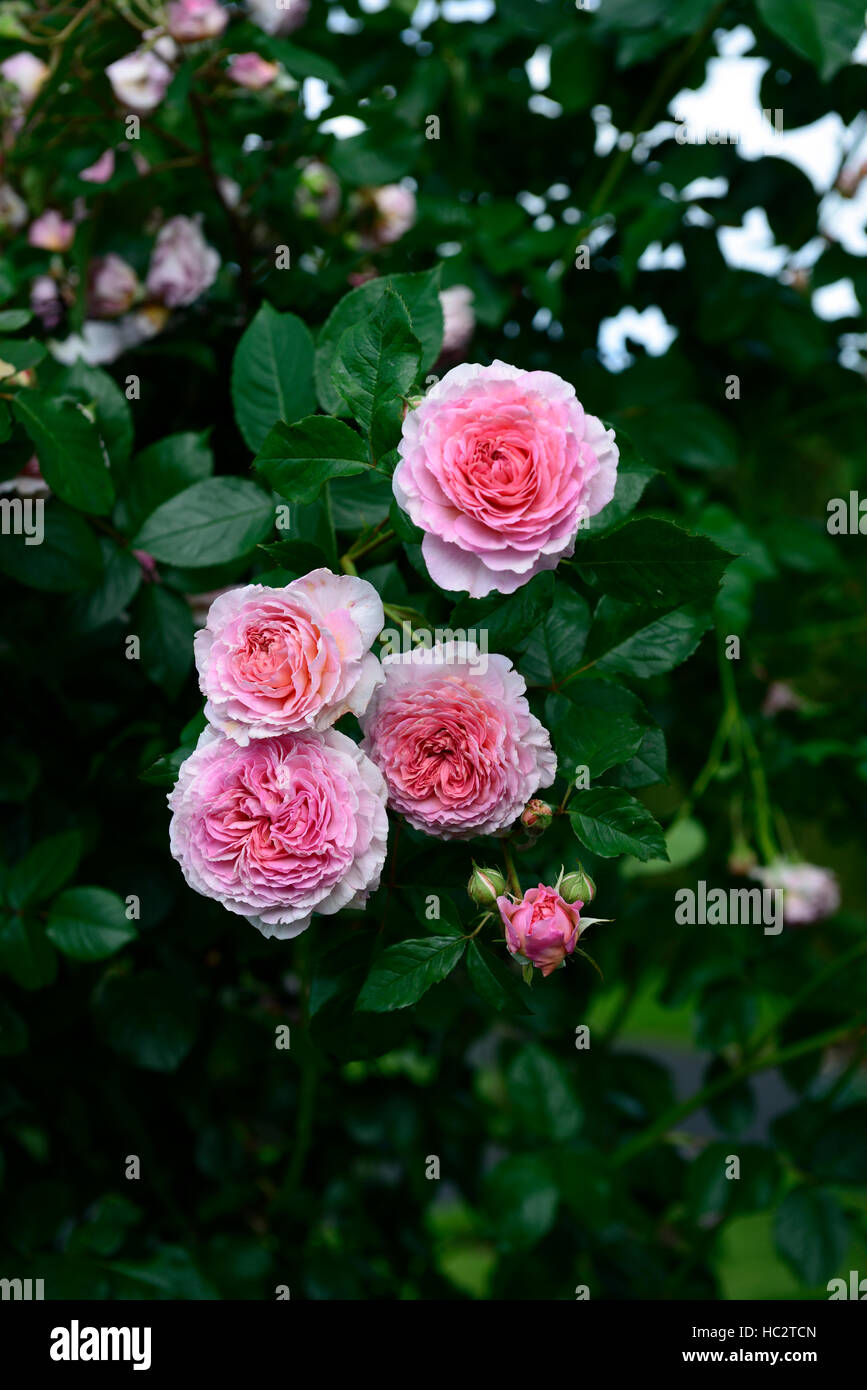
xmin=498 ymin=885 xmax=583 ymax=977
xmin=145 ymin=214 xmax=220 ymax=308
xmin=520 ymin=798 xmax=553 ymax=831
xmin=247 ymin=0 xmax=309 ymax=37
xmin=28 ymin=210 xmax=75 ymax=252
xmin=80 ymin=149 xmax=116 ymax=184
xmin=727 ymin=838 xmax=757 ymax=876
xmin=559 ymin=866 xmax=595 ymax=904
xmin=227 ymin=52 xmax=280 ymax=90
xmin=132 ymin=550 xmax=159 ymax=581
xmin=88 ymin=254 xmax=140 ymax=318
xmin=167 ymin=0 xmax=229 ymax=42
xmin=468 ymin=864 xmax=507 ymax=906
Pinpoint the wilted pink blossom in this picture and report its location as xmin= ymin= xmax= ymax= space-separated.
xmin=106 ymin=47 xmax=173 ymax=112
xmin=750 ymin=860 xmax=841 ymax=925
xmin=146 ymin=215 xmax=219 ymax=307
xmin=358 ymin=184 xmax=417 ymax=249
xmin=80 ymin=149 xmax=116 ymax=184
xmin=88 ymin=254 xmax=140 ymax=318
xmin=1 ymin=52 xmax=49 ymax=107
xmin=247 ymin=0 xmax=309 ymax=37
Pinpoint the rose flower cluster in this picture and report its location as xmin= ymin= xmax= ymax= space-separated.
xmin=169 ymin=360 xmax=622 ymax=967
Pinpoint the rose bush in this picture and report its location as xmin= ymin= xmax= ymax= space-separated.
xmin=0 ymin=0 xmax=865 ymax=1306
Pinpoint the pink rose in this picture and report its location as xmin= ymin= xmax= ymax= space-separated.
xmin=1 ymin=52 xmax=49 ymax=107
xmin=358 ymin=184 xmax=417 ymax=249
xmin=359 ymin=640 xmax=556 ymax=839
xmin=167 ymin=0 xmax=229 ymax=42
xmin=80 ymin=149 xmax=116 ymax=184
xmin=146 ymin=214 xmax=220 ymax=307
xmin=168 ymin=725 xmax=389 ymax=938
xmin=194 ymin=571 xmax=385 ymax=744
xmin=749 ymin=860 xmax=840 ymax=925
xmin=88 ymin=254 xmax=140 ymax=318
xmin=395 ymin=361 xmax=618 ymax=598
xmin=30 ymin=274 xmax=65 ymax=329
xmin=106 ymin=48 xmax=173 ymax=113
xmin=28 ymin=210 xmax=75 ymax=252
xmin=498 ymin=885 xmax=583 ymax=976
xmin=439 ymin=284 xmax=475 ymax=358
xmin=227 ymin=52 xmax=280 ymax=89
xmin=247 ymin=0 xmax=309 ymax=37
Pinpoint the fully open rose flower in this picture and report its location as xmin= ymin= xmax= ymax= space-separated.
xmin=394 ymin=361 xmax=618 ymax=597
xmin=106 ymin=47 xmax=173 ymax=112
xmin=146 ymin=214 xmax=219 ymax=307
xmin=749 ymin=860 xmax=840 ymax=925
xmin=168 ymin=726 xmax=388 ymax=938
xmin=498 ymin=885 xmax=583 ymax=976
xmin=195 ymin=571 xmax=384 ymax=744
xmin=359 ymin=640 xmax=556 ymax=839
xmin=167 ymin=0 xmax=228 ymax=42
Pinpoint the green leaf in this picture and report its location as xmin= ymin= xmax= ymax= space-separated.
xmin=466 ymin=940 xmax=529 ymax=1016
xmin=517 ymin=581 xmax=592 ymax=686
xmin=0 ymin=309 xmax=32 ymax=331
xmin=0 ymin=338 xmax=45 ymax=370
xmin=315 ymin=268 xmax=443 ymax=416
xmin=585 ymin=438 xmax=657 ymax=535
xmin=356 ymin=936 xmax=466 ymax=1013
xmin=47 ymin=887 xmax=136 ymax=961
xmin=0 ymin=501 xmax=103 ymax=592
xmin=610 ymin=724 xmax=668 ymax=788
xmin=507 ymin=1043 xmax=583 ymax=1141
xmin=67 ymin=539 xmax=141 ymax=633
xmin=123 ymin=431 xmax=213 ymax=534
xmin=254 ymin=415 xmax=369 ymax=504
xmin=8 ymin=830 xmax=83 ymax=908
xmin=774 ymin=1187 xmax=849 ymax=1286
xmin=622 ymin=815 xmax=706 ymax=877
xmin=623 ymin=403 xmax=737 ymax=474
xmin=91 ymin=969 xmax=199 ymax=1072
xmin=61 ymin=361 xmax=134 ymax=477
xmin=12 ymin=389 xmax=113 ymax=514
xmin=135 ymin=584 xmax=194 ymax=698
xmin=483 ymin=1153 xmax=558 ymax=1251
xmin=0 ymin=916 xmax=58 ymax=989
xmin=263 ymin=37 xmax=346 ymax=89
xmin=756 ymin=0 xmax=866 ymax=80
xmin=575 ymin=517 xmax=732 ymax=608
xmin=546 ymin=680 xmax=650 ymax=779
xmin=133 ymin=477 xmax=274 ymax=565
xmin=450 ymin=572 xmax=555 ymax=651
xmin=331 ymin=287 xmax=421 ymax=456
xmin=231 ymin=303 xmax=316 ymax=453
xmin=586 ymin=597 xmax=712 ymax=678
xmin=569 ymin=787 xmax=668 ymax=860
xmin=0 ymin=997 xmax=28 ymax=1055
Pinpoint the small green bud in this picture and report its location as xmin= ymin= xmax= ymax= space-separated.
xmin=559 ymin=866 xmax=595 ymax=904
xmin=468 ymin=864 xmax=507 ymax=906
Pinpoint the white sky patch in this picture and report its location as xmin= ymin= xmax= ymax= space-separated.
xmin=813 ymin=278 xmax=861 ymax=320
xmin=441 ymin=0 xmax=495 ymax=21
xmin=327 ymin=5 xmax=362 ymax=32
xmin=411 ymin=0 xmax=439 ymax=29
xmin=358 ymin=0 xmax=390 ymax=11
xmin=714 ymin=24 xmax=756 ymax=58
xmin=319 ymin=115 xmax=366 ymax=139
xmin=529 ymin=95 xmax=562 ymax=119
xmin=821 ymin=184 xmax=867 ymax=255
xmin=302 ymin=78 xmax=332 ymax=121
xmin=638 ymin=240 xmax=687 ymax=271
xmin=598 ymin=305 xmax=678 ymax=372
xmin=718 ymin=207 xmax=789 ymax=274
xmin=526 ymin=45 xmax=551 ymax=92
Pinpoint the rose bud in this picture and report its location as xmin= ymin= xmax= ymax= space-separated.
xmin=498 ymin=885 xmax=583 ymax=977
xmin=521 ymin=798 xmax=553 ymax=832
xmin=227 ymin=53 xmax=280 ymax=90
xmin=468 ymin=864 xmax=507 ymax=906
xmin=559 ymin=866 xmax=595 ymax=904
xmin=167 ymin=0 xmax=229 ymax=43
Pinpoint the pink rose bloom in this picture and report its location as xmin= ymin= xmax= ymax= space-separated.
xmin=146 ymin=214 xmax=220 ymax=307
xmin=359 ymin=640 xmax=556 ymax=839
xmin=1 ymin=52 xmax=49 ymax=107
xmin=359 ymin=184 xmax=417 ymax=249
xmin=393 ymin=360 xmax=618 ymax=598
xmin=80 ymin=149 xmax=116 ymax=183
xmin=227 ymin=52 xmax=280 ymax=89
xmin=167 ymin=0 xmax=228 ymax=42
xmin=88 ymin=254 xmax=140 ymax=318
xmin=247 ymin=0 xmax=309 ymax=37
xmin=30 ymin=274 xmax=65 ymax=329
xmin=28 ymin=210 xmax=75 ymax=252
xmin=168 ymin=725 xmax=389 ymax=938
xmin=106 ymin=48 xmax=173 ymax=112
xmin=439 ymin=285 xmax=475 ymax=358
xmin=498 ymin=885 xmax=583 ymax=977
xmin=195 ymin=571 xmax=384 ymax=744
xmin=750 ymin=860 xmax=841 ymax=925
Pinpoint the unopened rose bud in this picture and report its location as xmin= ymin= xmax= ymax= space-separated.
xmin=727 ymin=839 xmax=757 ymax=876
xmin=499 ymin=885 xmax=583 ymax=977
xmin=521 ymin=798 xmax=553 ymax=832
xmin=468 ymin=864 xmax=507 ymax=906
xmin=559 ymin=867 xmax=595 ymax=904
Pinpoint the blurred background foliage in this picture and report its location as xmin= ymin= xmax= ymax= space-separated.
xmin=0 ymin=0 xmax=866 ymax=1300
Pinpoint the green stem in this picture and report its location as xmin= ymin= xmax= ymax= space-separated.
xmin=744 ymin=936 xmax=867 ymax=1063
xmin=502 ymin=842 xmax=522 ymax=898
xmin=282 ymin=935 xmax=318 ymax=1199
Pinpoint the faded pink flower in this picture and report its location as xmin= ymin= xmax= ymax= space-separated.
xmin=761 ymin=681 xmax=803 ymax=717
xmin=30 ymin=274 xmax=65 ymax=329
xmin=247 ymin=0 xmax=309 ymax=37
xmin=439 ymin=284 xmax=475 ymax=358
xmin=0 ymin=182 xmax=27 ymax=233
xmin=227 ymin=52 xmax=280 ymax=89
xmin=80 ymin=149 xmax=116 ymax=183
xmin=498 ymin=885 xmax=583 ymax=976
xmin=88 ymin=254 xmax=140 ymax=318
xmin=106 ymin=48 xmax=173 ymax=112
xmin=167 ymin=0 xmax=229 ymax=42
xmin=393 ymin=360 xmax=618 ymax=598
xmin=1 ymin=52 xmax=49 ymax=107
xmin=168 ymin=725 xmax=388 ymax=938
xmin=28 ymin=210 xmax=75 ymax=252
xmin=749 ymin=860 xmax=840 ymax=926
xmin=359 ymin=640 xmax=556 ymax=839
xmin=358 ymin=184 xmax=417 ymax=249
xmin=146 ymin=215 xmax=219 ymax=307
xmin=195 ymin=572 xmax=384 ymax=744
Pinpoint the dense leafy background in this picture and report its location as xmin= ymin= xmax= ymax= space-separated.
xmin=0 ymin=0 xmax=865 ymax=1300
